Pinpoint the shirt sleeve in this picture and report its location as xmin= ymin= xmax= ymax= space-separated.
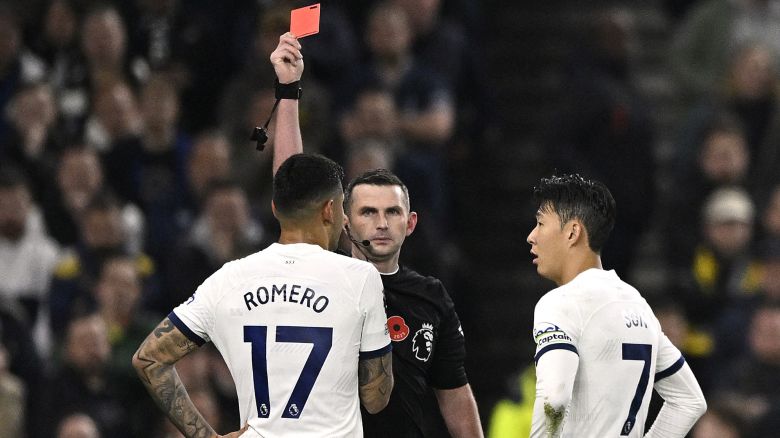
xmin=358 ymin=268 xmax=391 ymax=358
xmin=530 ymin=349 xmax=579 ymax=438
xmin=532 ymin=292 xmax=580 ymax=366
xmin=169 ymin=265 xmax=226 ymax=346
xmin=646 ymin=361 xmax=707 ymax=437
xmin=655 ymin=331 xmax=686 ymax=379
xmin=429 ymin=284 xmax=468 ymax=389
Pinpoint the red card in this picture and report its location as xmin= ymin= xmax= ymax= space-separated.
xmin=290 ymin=3 xmax=320 ymax=38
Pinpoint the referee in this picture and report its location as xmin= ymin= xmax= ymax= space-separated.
xmin=268 ymin=33 xmax=483 ymax=437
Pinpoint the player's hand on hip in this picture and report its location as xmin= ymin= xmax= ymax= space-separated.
xmin=271 ymin=32 xmax=304 ymax=84
xmin=215 ymin=423 xmax=250 ymax=438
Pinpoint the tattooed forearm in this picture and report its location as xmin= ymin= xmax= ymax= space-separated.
xmin=358 ymin=352 xmax=394 ymax=413
xmin=154 ymin=318 xmax=176 ymax=338
xmin=132 ymin=318 xmax=215 ymax=438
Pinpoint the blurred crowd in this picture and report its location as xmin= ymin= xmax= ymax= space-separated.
xmin=0 ymin=0 xmax=490 ymax=436
xmin=489 ymin=1 xmax=780 ymax=437
xmin=3 ymin=0 xmax=780 ymax=437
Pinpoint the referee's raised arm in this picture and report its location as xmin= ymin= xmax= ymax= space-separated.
xmin=269 ymin=32 xmax=304 ymax=175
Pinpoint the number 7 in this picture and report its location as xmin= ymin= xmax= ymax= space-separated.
xmin=244 ymin=325 xmax=333 ymax=419
xmin=621 ymin=343 xmax=652 ymax=436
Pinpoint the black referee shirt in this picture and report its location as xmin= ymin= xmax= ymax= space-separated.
xmin=361 ymin=265 xmax=468 ymax=437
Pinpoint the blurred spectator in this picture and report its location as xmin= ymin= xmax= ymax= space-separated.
xmin=339 ymin=86 xmax=403 ymax=154
xmin=671 ymin=0 xmax=780 ymax=99
xmin=42 ymin=145 xmax=144 ymax=250
xmin=0 ymin=3 xmax=46 ymax=144
xmin=44 ymin=314 xmax=132 ymax=437
xmin=49 ymin=191 xmax=156 ymax=335
xmin=94 ymin=255 xmax=157 ymax=378
xmin=100 ymin=75 xmax=191 ymax=264
xmin=550 ymin=8 xmax=656 ymax=279
xmin=356 ymin=1 xmax=455 ymax=149
xmin=0 ymin=166 xmax=59 ymax=327
xmin=84 ymin=80 xmax=142 ymax=153
xmin=392 ymin=0 xmax=493 ymax=155
xmin=681 ymin=187 xmax=761 ymax=325
xmin=79 ymin=5 xmax=144 ymax=94
xmin=3 ymin=82 xmax=61 ymax=199
xmin=165 ymin=180 xmax=266 ymax=309
xmin=93 ymin=254 xmax=160 ymax=435
xmin=336 ymin=86 xmax=402 ymax=178
xmin=185 ymin=130 xmax=232 ymax=212
xmin=32 ymin=0 xmax=81 ymax=85
xmin=0 ymin=296 xmax=44 ymax=437
xmin=666 ymin=115 xmax=751 ymax=266
xmin=57 ymin=4 xmax=145 ymax=138
xmin=674 ymin=44 xmax=780 ymax=200
xmin=121 ymin=0 xmax=234 ymax=130
xmin=716 ymin=302 xmax=780 ymax=433
xmin=760 ymin=184 xmax=780 ymax=239
xmin=30 ymin=0 xmax=83 ymax=138
xmin=56 ymin=412 xmax=101 ymax=438
xmin=0 ymin=342 xmax=25 ymax=437
xmin=345 ymin=140 xmax=395 ymax=182
xmin=716 ymin=238 xmax=780 ymax=363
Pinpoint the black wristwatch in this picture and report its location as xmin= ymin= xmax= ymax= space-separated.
xmin=275 ymin=79 xmax=302 ymax=100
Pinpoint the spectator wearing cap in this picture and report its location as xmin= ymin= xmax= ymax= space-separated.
xmin=681 ymin=186 xmax=762 ymax=326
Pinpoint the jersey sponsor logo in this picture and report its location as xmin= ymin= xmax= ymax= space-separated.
xmin=533 ymin=322 xmax=572 ymax=347
xmin=412 ymin=323 xmax=434 ymax=362
xmin=387 ymin=316 xmax=410 ymax=342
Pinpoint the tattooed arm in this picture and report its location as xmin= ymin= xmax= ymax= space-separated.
xmin=132 ymin=317 xmax=244 ymax=438
xmin=358 ymin=351 xmax=394 ymax=413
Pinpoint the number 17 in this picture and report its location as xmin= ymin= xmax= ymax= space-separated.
xmin=244 ymin=325 xmax=333 ymax=419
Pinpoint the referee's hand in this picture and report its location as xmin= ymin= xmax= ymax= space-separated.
xmin=271 ymin=32 xmax=304 ymax=84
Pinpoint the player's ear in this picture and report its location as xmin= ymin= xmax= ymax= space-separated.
xmin=321 ymin=199 xmax=335 ymax=224
xmin=271 ymin=200 xmax=280 ymax=219
xmin=567 ymin=220 xmax=583 ymax=247
xmin=406 ymin=211 xmax=418 ymax=237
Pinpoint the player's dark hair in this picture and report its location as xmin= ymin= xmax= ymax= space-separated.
xmin=273 ymin=154 xmax=344 ymax=219
xmin=344 ymin=168 xmax=410 ymax=213
xmin=533 ymin=174 xmax=616 ymax=252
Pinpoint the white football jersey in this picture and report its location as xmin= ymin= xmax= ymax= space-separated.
xmin=531 ymin=269 xmax=685 ymax=437
xmin=171 ymin=243 xmax=391 ymax=438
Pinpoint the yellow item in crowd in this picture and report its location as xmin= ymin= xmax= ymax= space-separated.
xmin=487 ymin=365 xmax=536 ymax=438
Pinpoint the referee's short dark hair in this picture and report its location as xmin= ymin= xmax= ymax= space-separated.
xmin=533 ymin=174 xmax=616 ymax=253
xmin=273 ymin=154 xmax=344 ymax=219
xmin=344 ymin=168 xmax=410 ymax=213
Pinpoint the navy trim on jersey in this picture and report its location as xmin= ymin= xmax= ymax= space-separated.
xmin=359 ymin=342 xmax=392 ymax=359
xmin=534 ymin=343 xmax=578 ymax=365
xmin=655 ymin=355 xmax=685 ymax=381
xmin=168 ymin=311 xmax=207 ymax=346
